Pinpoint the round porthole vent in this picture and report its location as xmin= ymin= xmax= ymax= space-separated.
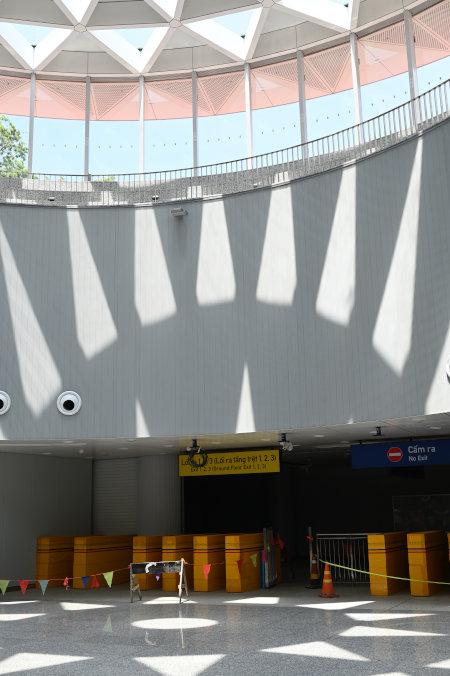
xmin=0 ymin=391 xmax=11 ymax=415
xmin=57 ymin=391 xmax=82 ymax=416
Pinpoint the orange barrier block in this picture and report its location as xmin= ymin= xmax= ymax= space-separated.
xmin=225 ymin=533 xmax=263 ymax=593
xmin=36 ymin=536 xmax=74 ymax=588
xmin=162 ymin=534 xmax=193 ymax=592
xmin=407 ymin=531 xmax=448 ymax=596
xmin=367 ymin=533 xmax=409 ymax=596
xmin=133 ymin=536 xmax=162 ymax=591
xmin=72 ymin=535 xmax=133 ymax=589
xmin=193 ymin=534 xmax=225 ymax=592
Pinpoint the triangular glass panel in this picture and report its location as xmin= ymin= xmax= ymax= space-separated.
xmin=116 ymin=27 xmax=157 ymax=50
xmin=9 ymin=23 xmax=53 ymax=46
xmin=215 ymin=10 xmax=255 ymax=39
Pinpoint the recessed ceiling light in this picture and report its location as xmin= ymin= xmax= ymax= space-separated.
xmin=314 ymin=434 xmax=325 ymax=438
xmin=118 ymin=447 xmax=128 ymax=450
xmin=42 ymin=452 xmax=52 ymax=455
xmin=211 ymin=441 xmax=221 ymax=445
xmin=429 ymin=426 xmax=441 ymax=430
xmin=127 ymin=439 xmax=135 ymax=442
xmin=261 ymin=437 xmax=271 ymax=442
xmin=164 ymin=444 xmax=174 ymax=448
xmin=413 ymin=417 xmax=425 ymax=422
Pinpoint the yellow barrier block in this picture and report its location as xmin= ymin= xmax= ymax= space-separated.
xmin=72 ymin=535 xmax=133 ymax=589
xmin=407 ymin=531 xmax=448 ymax=596
xmin=162 ymin=534 xmax=193 ymax=592
xmin=193 ymin=534 xmax=225 ymax=592
xmin=36 ymin=536 xmax=74 ymax=588
xmin=367 ymin=532 xmax=408 ymax=596
xmin=133 ymin=536 xmax=162 ymax=591
xmin=225 ymin=533 xmax=263 ymax=593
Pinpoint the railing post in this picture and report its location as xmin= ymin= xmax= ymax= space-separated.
xmin=27 ymin=72 xmax=36 ymax=175
xmin=244 ymin=63 xmax=253 ymax=169
xmin=350 ymin=33 xmax=364 ymax=146
xmin=404 ymin=9 xmax=419 ymax=129
xmin=192 ymin=70 xmax=198 ymax=176
xmin=139 ymin=75 xmax=145 ymax=173
xmin=84 ymin=76 xmax=91 ymax=178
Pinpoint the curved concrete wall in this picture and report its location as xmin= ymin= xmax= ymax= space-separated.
xmin=0 ymin=120 xmax=449 ymax=441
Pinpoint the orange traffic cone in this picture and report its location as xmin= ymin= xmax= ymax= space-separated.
xmin=306 ymin=554 xmax=321 ymax=589
xmin=319 ymin=563 xmax=338 ymax=598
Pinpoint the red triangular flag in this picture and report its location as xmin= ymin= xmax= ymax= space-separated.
xmin=19 ymin=580 xmax=29 ymax=595
xmin=237 ymin=558 xmax=244 ymax=574
xmin=203 ymin=563 xmax=212 ymax=580
xmin=63 ymin=577 xmax=70 ymax=589
xmin=261 ymin=549 xmax=268 ymax=563
xmin=90 ymin=575 xmax=100 ymax=589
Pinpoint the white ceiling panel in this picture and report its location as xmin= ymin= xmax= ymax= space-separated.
xmin=0 ymin=0 xmax=71 ymax=26
xmin=88 ymin=0 xmax=168 ymax=27
xmin=0 ymin=1 xmax=439 ymax=79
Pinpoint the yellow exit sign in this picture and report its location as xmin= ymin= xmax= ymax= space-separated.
xmin=179 ymin=449 xmax=280 ymax=477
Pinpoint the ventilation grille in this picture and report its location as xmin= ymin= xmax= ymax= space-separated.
xmin=0 ymin=75 xmax=28 ymax=98
xmin=198 ymin=70 xmax=244 ymax=115
xmin=414 ymin=0 xmax=450 ymax=51
xmin=305 ymin=43 xmax=351 ymax=93
xmin=41 ymin=80 xmax=86 ymax=113
xmin=146 ymin=77 xmax=195 ymax=118
xmin=254 ymin=59 xmax=297 ymax=83
xmin=91 ymin=81 xmax=138 ymax=120
xmin=363 ymin=21 xmax=406 ymax=46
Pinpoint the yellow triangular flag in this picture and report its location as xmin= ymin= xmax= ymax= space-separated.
xmin=103 ymin=571 xmax=114 ymax=588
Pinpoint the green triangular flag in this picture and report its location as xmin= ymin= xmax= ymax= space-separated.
xmin=250 ymin=554 xmax=258 ymax=568
xmin=103 ymin=571 xmax=114 ymax=588
xmin=0 ymin=580 xmax=9 ymax=595
xmin=38 ymin=580 xmax=49 ymax=595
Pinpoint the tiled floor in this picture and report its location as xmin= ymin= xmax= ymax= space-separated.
xmin=0 ymin=584 xmax=448 ymax=674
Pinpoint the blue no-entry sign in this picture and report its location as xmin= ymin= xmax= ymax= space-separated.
xmin=351 ymin=439 xmax=450 ymax=469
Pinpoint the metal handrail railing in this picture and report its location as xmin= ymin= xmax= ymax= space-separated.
xmin=1 ymin=78 xmax=448 ymax=207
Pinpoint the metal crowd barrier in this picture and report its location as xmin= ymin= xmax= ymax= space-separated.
xmin=0 ymin=78 xmax=448 ymax=207
xmin=316 ymin=533 xmax=369 ymax=584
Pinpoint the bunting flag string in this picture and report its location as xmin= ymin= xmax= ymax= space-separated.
xmin=0 ymin=537 xmax=285 ymax=595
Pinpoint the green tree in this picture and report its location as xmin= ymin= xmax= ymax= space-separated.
xmin=0 ymin=114 xmax=27 ymax=177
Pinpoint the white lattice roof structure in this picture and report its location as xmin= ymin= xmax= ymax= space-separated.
xmin=0 ymin=0 xmax=441 ymax=76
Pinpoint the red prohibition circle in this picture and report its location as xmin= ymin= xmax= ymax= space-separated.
xmin=387 ymin=447 xmax=403 ymax=463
